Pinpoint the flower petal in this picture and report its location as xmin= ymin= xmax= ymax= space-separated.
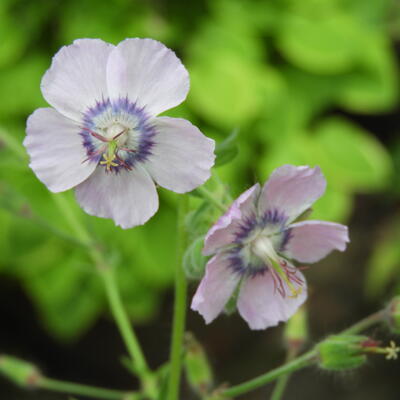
xmin=144 ymin=117 xmax=215 ymax=193
xmin=74 ymin=166 xmax=158 ymax=229
xmin=107 ymin=38 xmax=189 ymax=116
xmin=237 ymin=269 xmax=307 ymax=330
xmin=191 ymin=254 xmax=240 ymax=324
xmin=283 ymin=221 xmax=349 ymax=263
xmin=258 ymin=165 xmax=326 ymax=223
xmin=41 ymin=39 xmax=113 ymax=121
xmin=203 ymin=184 xmax=260 ymax=256
xmin=24 ymin=108 xmax=96 ymax=192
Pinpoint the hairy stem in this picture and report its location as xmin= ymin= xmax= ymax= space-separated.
xmin=167 ymin=195 xmax=189 ymax=400
xmin=270 ymin=347 xmax=298 ymax=400
xmin=222 ymin=308 xmax=386 ymax=398
xmin=223 ymin=350 xmax=317 ymax=398
xmin=340 ymin=310 xmax=385 ymax=335
xmin=53 ymin=194 xmax=154 ymax=395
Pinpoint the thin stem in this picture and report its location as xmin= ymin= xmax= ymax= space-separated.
xmin=38 ymin=377 xmax=131 ymax=400
xmin=52 ymin=193 xmax=154 ymax=395
xmin=222 ymin=350 xmax=317 ymax=398
xmin=0 ymin=127 xmax=28 ymax=161
xmin=222 ymin=308 xmax=386 ymax=398
xmin=340 ymin=310 xmax=385 ymax=335
xmin=270 ymin=347 xmax=298 ymax=400
xmin=167 ymin=195 xmax=189 ymax=400
xmin=196 ymin=186 xmax=226 ymax=212
xmin=100 ymin=267 xmax=149 ymax=376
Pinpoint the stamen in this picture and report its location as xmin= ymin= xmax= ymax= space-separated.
xmin=252 ymin=236 xmax=303 ymax=298
xmin=82 ymin=127 xmax=110 ymax=143
xmin=113 ymin=129 xmax=127 ymax=140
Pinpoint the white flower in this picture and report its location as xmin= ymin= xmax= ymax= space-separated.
xmin=24 ymin=38 xmax=215 ymax=228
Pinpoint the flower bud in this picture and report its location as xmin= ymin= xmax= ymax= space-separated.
xmin=387 ymin=296 xmax=400 ymax=334
xmin=184 ymin=332 xmax=213 ymax=396
xmin=183 ymin=237 xmax=207 ymax=279
xmin=317 ymin=335 xmax=368 ymax=371
xmin=0 ymin=355 xmax=41 ymax=387
xmin=284 ymin=306 xmax=308 ymax=352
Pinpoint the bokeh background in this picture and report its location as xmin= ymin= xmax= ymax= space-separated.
xmin=0 ymin=0 xmax=399 ymax=398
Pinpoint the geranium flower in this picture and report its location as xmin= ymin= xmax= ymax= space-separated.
xmin=24 ymin=38 xmax=215 ymax=228
xmin=191 ymin=165 xmax=349 ymax=330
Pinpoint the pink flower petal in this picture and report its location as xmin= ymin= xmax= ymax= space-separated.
xmin=75 ymin=166 xmax=158 ymax=229
xmin=41 ymin=39 xmax=113 ymax=121
xmin=203 ymin=184 xmax=260 ymax=256
xmin=24 ymin=108 xmax=96 ymax=192
xmin=237 ymin=269 xmax=307 ymax=330
xmin=283 ymin=220 xmax=349 ymax=263
xmin=144 ymin=117 xmax=215 ymax=193
xmin=191 ymin=254 xmax=240 ymax=324
xmin=107 ymin=38 xmax=189 ymax=117
xmin=259 ymin=165 xmax=326 ymax=223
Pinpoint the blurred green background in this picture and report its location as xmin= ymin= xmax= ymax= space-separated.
xmin=0 ymin=0 xmax=399 ymax=399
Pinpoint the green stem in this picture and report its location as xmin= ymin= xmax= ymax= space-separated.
xmin=100 ymin=267 xmax=149 ymax=377
xmin=222 ymin=308 xmax=386 ymax=398
xmin=340 ymin=310 xmax=384 ymax=335
xmin=38 ymin=377 xmax=131 ymax=400
xmin=222 ymin=350 xmax=317 ymax=398
xmin=52 ymin=193 xmax=154 ymax=395
xmin=167 ymin=195 xmax=189 ymax=400
xmin=270 ymin=347 xmax=298 ymax=400
xmin=0 ymin=127 xmax=27 ymax=161
xmin=196 ymin=186 xmax=226 ymax=212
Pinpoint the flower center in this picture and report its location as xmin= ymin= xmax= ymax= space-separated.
xmin=105 ymin=123 xmax=128 ymax=145
xmin=80 ymin=98 xmax=156 ymax=173
xmin=251 ymin=235 xmax=302 ymax=298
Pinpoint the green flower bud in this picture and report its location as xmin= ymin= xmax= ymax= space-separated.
xmin=387 ymin=296 xmax=400 ymax=334
xmin=317 ymin=335 xmax=368 ymax=371
xmin=184 ymin=332 xmax=213 ymax=396
xmin=284 ymin=306 xmax=308 ymax=351
xmin=183 ymin=236 xmax=207 ymax=279
xmin=0 ymin=355 xmax=41 ymax=387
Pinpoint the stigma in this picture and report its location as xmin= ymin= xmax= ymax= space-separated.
xmin=252 ymin=236 xmax=303 ymax=298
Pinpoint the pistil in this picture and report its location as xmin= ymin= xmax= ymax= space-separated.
xmin=252 ymin=236 xmax=302 ymax=298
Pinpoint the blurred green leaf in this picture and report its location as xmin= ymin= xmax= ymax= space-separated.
xmin=315 ymin=117 xmax=393 ymax=192
xmin=278 ymin=11 xmax=362 ymax=74
xmin=337 ymin=35 xmax=398 ymax=113
xmin=365 ymin=217 xmax=400 ymax=298
xmin=23 ymin=251 xmax=102 ymax=341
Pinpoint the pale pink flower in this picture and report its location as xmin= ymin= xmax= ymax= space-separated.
xmin=24 ymin=38 xmax=215 ymax=228
xmin=191 ymin=165 xmax=349 ymax=330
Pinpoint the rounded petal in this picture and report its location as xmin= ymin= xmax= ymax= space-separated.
xmin=259 ymin=165 xmax=326 ymax=223
xmin=283 ymin=221 xmax=349 ymax=263
xmin=203 ymin=184 xmax=260 ymax=256
xmin=75 ymin=166 xmax=158 ymax=229
xmin=191 ymin=254 xmax=240 ymax=324
xmin=41 ymin=39 xmax=113 ymax=121
xmin=24 ymin=108 xmax=96 ymax=192
xmin=107 ymin=38 xmax=189 ymax=116
xmin=144 ymin=117 xmax=215 ymax=193
xmin=237 ymin=269 xmax=307 ymax=330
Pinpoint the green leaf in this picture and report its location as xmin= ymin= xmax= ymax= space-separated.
xmin=315 ymin=117 xmax=393 ymax=192
xmin=365 ymin=217 xmax=400 ymax=298
xmin=23 ymin=251 xmax=102 ymax=341
xmin=278 ymin=11 xmax=362 ymax=74
xmin=337 ymin=35 xmax=398 ymax=113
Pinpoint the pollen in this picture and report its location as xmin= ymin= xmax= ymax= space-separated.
xmin=100 ymin=153 xmax=118 ymax=171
